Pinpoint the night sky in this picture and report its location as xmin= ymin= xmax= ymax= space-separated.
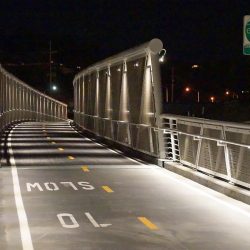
xmin=0 ymin=0 xmax=250 ymax=104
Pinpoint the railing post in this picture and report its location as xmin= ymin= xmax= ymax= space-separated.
xmin=95 ymin=70 xmax=100 ymax=134
xmin=158 ymin=117 xmax=166 ymax=160
xmin=222 ymin=125 xmax=232 ymax=182
xmin=194 ymin=125 xmax=203 ymax=170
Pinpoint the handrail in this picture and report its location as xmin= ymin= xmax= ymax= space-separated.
xmin=73 ymin=39 xmax=163 ymax=158
xmin=163 ymin=128 xmax=250 ymax=149
xmin=73 ymin=38 xmax=163 ymax=83
xmin=82 ymin=112 xmax=250 ymax=149
xmin=0 ymin=65 xmax=67 ymax=107
xmin=75 ymin=111 xmax=158 ymax=130
xmin=160 ymin=113 xmax=250 ymax=189
xmin=0 ymin=64 xmax=68 ymax=132
xmin=160 ymin=113 xmax=250 ymax=130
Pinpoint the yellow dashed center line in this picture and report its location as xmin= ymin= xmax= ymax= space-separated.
xmin=58 ymin=148 xmax=64 ymax=151
xmin=68 ymin=156 xmax=75 ymax=160
xmin=102 ymin=186 xmax=114 ymax=193
xmin=82 ymin=166 xmax=89 ymax=172
xmin=137 ymin=217 xmax=158 ymax=230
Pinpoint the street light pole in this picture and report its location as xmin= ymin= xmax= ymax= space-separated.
xmin=191 ymin=64 xmax=200 ymax=103
xmin=185 ymin=87 xmax=200 ymax=103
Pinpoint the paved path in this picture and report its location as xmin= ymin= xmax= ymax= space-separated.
xmin=0 ymin=121 xmax=250 ymax=250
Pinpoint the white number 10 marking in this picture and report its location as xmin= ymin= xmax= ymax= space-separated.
xmin=57 ymin=213 xmax=79 ymax=229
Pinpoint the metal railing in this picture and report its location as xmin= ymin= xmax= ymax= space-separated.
xmin=73 ymin=39 xmax=163 ymax=157
xmin=72 ymin=39 xmax=250 ymax=190
xmin=160 ymin=114 xmax=250 ymax=189
xmin=0 ymin=64 xmax=68 ymax=131
xmin=74 ymin=112 xmax=159 ymax=156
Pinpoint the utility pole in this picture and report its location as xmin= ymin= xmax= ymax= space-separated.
xmin=49 ymin=40 xmax=52 ymax=90
xmin=166 ymin=86 xmax=169 ymax=103
xmin=171 ymin=67 xmax=175 ymax=103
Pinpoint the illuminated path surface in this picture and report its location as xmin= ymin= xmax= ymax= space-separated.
xmin=0 ymin=121 xmax=250 ymax=250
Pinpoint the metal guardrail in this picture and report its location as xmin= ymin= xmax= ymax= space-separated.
xmin=74 ymin=112 xmax=159 ymax=156
xmin=160 ymin=114 xmax=250 ymax=189
xmin=0 ymin=64 xmax=68 ymax=132
xmin=72 ymin=39 xmax=250 ymax=190
xmin=0 ymin=64 xmax=68 ymax=166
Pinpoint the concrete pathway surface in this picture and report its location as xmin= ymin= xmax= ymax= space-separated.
xmin=0 ymin=121 xmax=250 ymax=250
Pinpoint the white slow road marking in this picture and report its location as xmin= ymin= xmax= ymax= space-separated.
xmin=8 ymin=126 xmax=34 ymax=250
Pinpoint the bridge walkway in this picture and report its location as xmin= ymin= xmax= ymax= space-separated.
xmin=0 ymin=121 xmax=250 ymax=250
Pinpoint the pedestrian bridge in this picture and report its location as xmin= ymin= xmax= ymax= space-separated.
xmin=0 ymin=39 xmax=250 ymax=250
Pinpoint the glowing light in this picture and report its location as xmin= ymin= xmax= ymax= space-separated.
xmin=52 ymin=85 xmax=57 ymax=91
xmin=159 ymin=49 xmax=166 ymax=63
xmin=185 ymin=87 xmax=191 ymax=92
xmin=192 ymin=64 xmax=199 ymax=69
xmin=134 ymin=62 xmax=139 ymax=67
xmin=225 ymin=91 xmax=230 ymax=95
xmin=159 ymin=57 xmax=164 ymax=62
xmin=210 ymin=96 xmax=215 ymax=103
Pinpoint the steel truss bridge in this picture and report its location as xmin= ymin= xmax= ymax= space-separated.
xmin=0 ymin=39 xmax=250 ymax=250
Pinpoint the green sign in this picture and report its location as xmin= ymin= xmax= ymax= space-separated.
xmin=243 ymin=15 xmax=250 ymax=55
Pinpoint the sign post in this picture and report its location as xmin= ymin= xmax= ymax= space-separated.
xmin=243 ymin=15 xmax=250 ymax=55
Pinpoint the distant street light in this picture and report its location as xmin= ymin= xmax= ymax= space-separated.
xmin=192 ymin=64 xmax=199 ymax=69
xmin=210 ymin=96 xmax=215 ymax=103
xmin=52 ymin=85 xmax=58 ymax=91
xmin=184 ymin=86 xmax=200 ymax=103
xmin=225 ymin=90 xmax=230 ymax=95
